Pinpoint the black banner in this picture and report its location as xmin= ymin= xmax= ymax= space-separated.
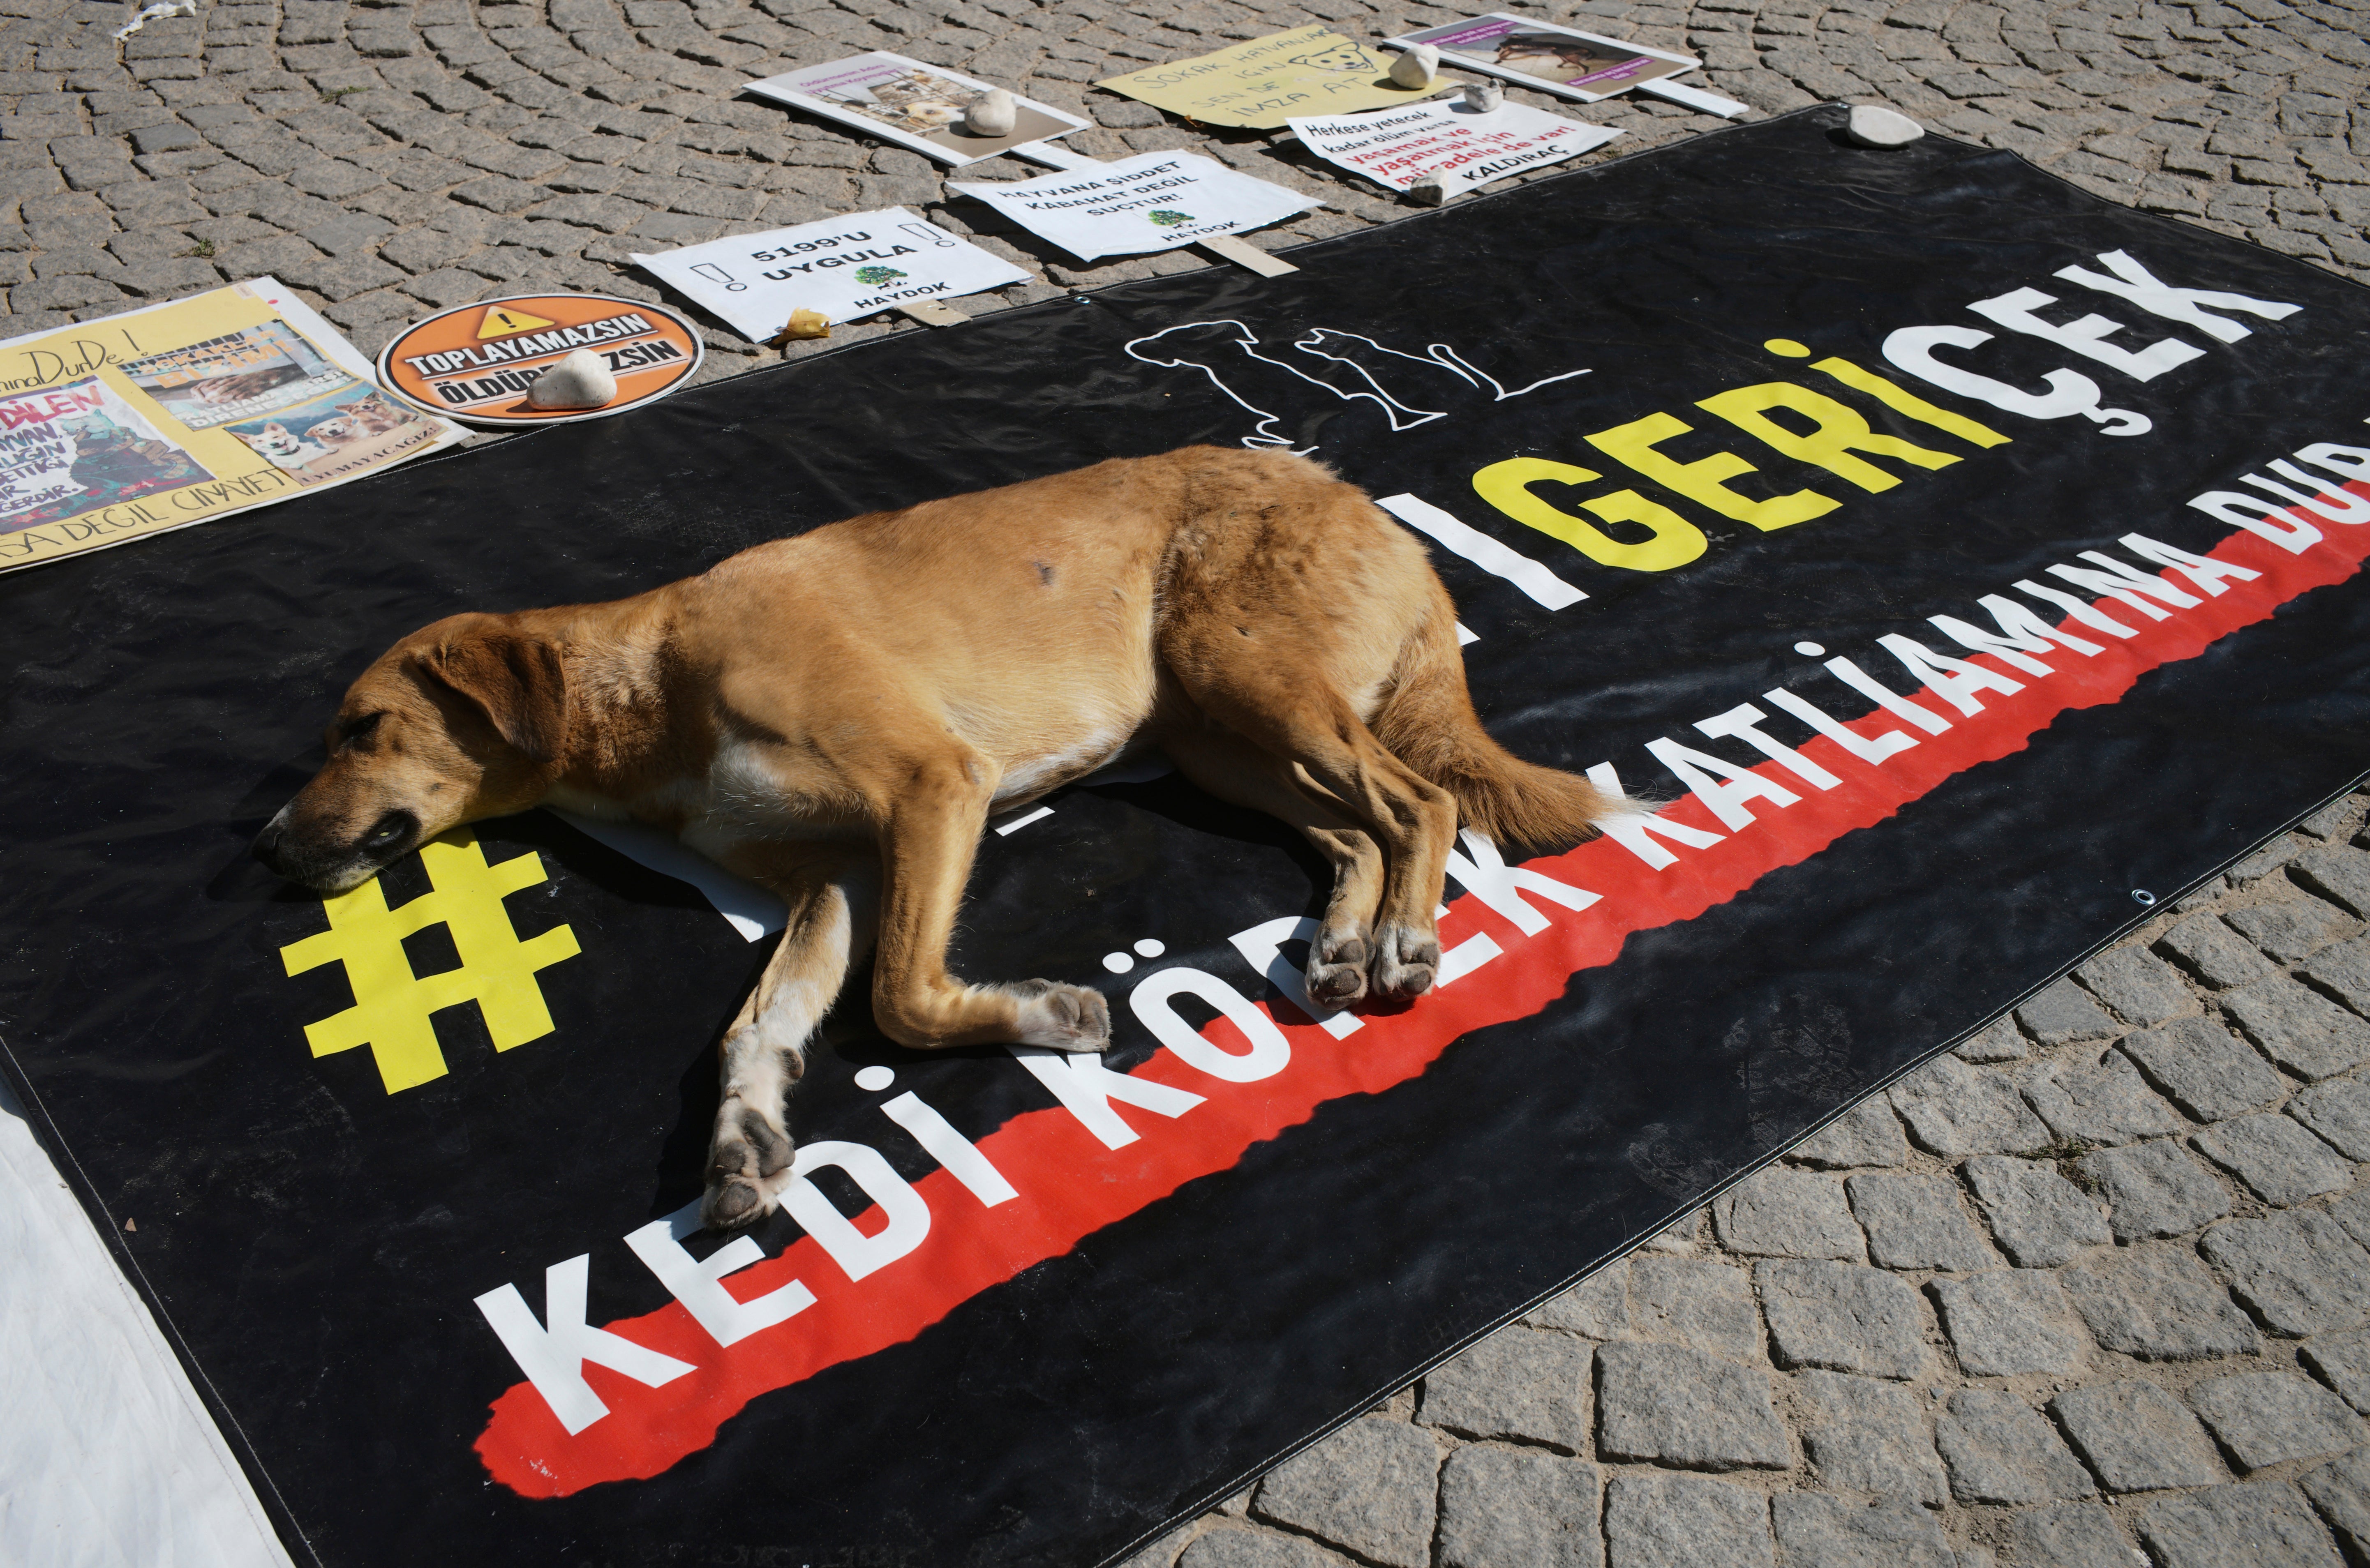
xmin=3 ymin=106 xmax=2368 ymax=1568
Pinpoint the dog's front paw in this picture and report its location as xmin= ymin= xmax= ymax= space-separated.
xmin=1307 ymin=932 xmax=1369 ymax=1010
xmin=1370 ymin=925 xmax=1439 ymax=1001
xmin=1004 ymin=978 xmax=1112 ymax=1052
xmin=702 ymin=1103 xmax=795 ymax=1231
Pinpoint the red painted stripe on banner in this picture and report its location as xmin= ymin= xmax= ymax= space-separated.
xmin=478 ymin=485 xmax=2370 ymax=1496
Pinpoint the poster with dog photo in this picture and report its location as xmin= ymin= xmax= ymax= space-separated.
xmin=0 ymin=279 xmax=466 ymax=575
xmin=1386 ymin=14 xmax=1700 ymax=101
xmin=744 ymin=53 xmax=1089 ymax=165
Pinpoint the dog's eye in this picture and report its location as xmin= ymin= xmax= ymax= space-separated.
xmin=338 ymin=712 xmax=384 ymax=746
xmin=361 ymin=810 xmax=415 ymax=851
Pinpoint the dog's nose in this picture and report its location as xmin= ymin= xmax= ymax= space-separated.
xmin=251 ymin=821 xmax=286 ymax=874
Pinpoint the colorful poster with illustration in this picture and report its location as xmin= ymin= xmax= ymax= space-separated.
xmin=1288 ymin=98 xmax=1623 ymax=194
xmin=1387 ymin=14 xmax=1699 ymax=101
xmin=744 ymin=53 xmax=1088 ymax=165
xmin=1096 ymin=25 xmax=1453 ymax=130
xmin=0 ymin=378 xmax=209 ymax=529
xmin=951 ymin=154 xmax=1321 ymax=262
xmin=632 ymin=208 xmax=1032 ymax=342
xmin=224 ymin=382 xmax=441 ymax=486
xmin=119 ymin=321 xmax=345 ymax=430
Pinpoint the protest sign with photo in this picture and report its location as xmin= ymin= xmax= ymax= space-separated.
xmin=1387 ymin=13 xmax=1700 ymax=101
xmin=1288 ymin=98 xmax=1622 ymax=195
xmin=744 ymin=53 xmax=1088 ymax=164
xmin=633 ymin=209 xmax=1033 ymax=342
xmin=1096 ymin=25 xmax=1451 ymax=130
xmin=951 ymin=154 xmax=1322 ymax=262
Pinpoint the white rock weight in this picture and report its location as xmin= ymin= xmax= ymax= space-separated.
xmin=525 ymin=348 xmax=618 ymax=410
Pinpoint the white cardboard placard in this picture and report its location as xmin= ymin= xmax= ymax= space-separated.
xmin=1287 ymin=99 xmax=1621 ymax=195
xmin=741 ymin=52 xmax=1088 ymax=166
xmin=951 ymin=152 xmax=1321 ymax=263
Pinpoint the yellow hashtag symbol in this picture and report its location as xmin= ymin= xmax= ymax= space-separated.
xmin=278 ymin=828 xmax=582 ymax=1093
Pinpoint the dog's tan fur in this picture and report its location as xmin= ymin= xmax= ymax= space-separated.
xmin=255 ymin=447 xmax=1612 ymax=1227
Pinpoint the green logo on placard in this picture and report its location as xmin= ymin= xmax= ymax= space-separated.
xmin=854 ymin=266 xmax=908 ymax=286
xmin=1148 ymin=210 xmax=1194 ymax=227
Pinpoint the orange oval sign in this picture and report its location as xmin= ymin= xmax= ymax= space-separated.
xmin=374 ymin=294 xmax=705 ymax=425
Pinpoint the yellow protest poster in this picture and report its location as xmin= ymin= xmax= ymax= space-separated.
xmin=1097 ymin=25 xmax=1449 ymax=130
xmin=0 ymin=279 xmax=467 ymax=575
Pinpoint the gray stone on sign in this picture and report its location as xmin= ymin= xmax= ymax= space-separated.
xmin=2188 ymin=1370 xmax=2367 ymax=1471
xmin=1934 ymin=1387 xmax=2096 ymax=1505
xmin=1756 ymin=1260 xmax=1929 ymax=1381
xmin=1435 ymin=1447 xmax=1603 ymax=1568
xmin=1176 ymin=1529 xmax=1342 ymax=1568
xmin=2134 ymin=1481 xmax=2345 ymax=1568
xmin=2049 ymin=1380 xmax=2226 ymax=1493
xmin=1627 ymin=1258 xmax=1762 ymax=1360
xmin=1253 ymin=1418 xmax=1438 ymax=1568
xmin=1795 ymin=1370 xmax=1947 ymax=1507
xmin=2075 ymin=1139 xmax=2232 ymax=1241
xmin=1594 ymin=1342 xmax=1791 ymax=1472
xmin=1711 ymin=1169 xmax=1866 ymax=1262
xmin=2005 ymin=1502 xmax=2137 ymax=1568
xmin=2015 ymin=979 xmax=2121 ymax=1046
xmin=2224 ymin=975 xmax=2370 ymax=1080
xmin=2159 ymin=915 xmax=2281 ymax=989
xmin=2119 ymin=1017 xmax=2287 ymax=1122
xmin=1768 ymin=1495 xmax=1954 ymax=1568
xmin=1419 ymin=1327 xmax=1592 ymax=1451
xmin=1930 ymin=1270 xmax=2093 ymax=1377
xmin=2060 ymin=1244 xmax=2261 ymax=1361
xmin=2199 ymin=1213 xmax=2370 ymax=1339
xmin=2077 ymin=946 xmax=2194 ymax=1027
xmin=1602 ymin=1471 xmax=1773 ymax=1568
xmin=2302 ymin=936 xmax=2370 ymax=1018
xmin=2294 ymin=845 xmax=2370 ymax=919
xmin=2192 ymin=1114 xmax=2353 ymax=1206
xmin=2020 ymin=1051 xmax=2184 ymax=1146
xmin=1962 ymin=1156 xmax=2111 ymax=1268
xmin=1952 ymin=1017 xmax=2028 ymax=1064
xmin=1526 ymin=1264 xmax=1629 ymax=1340
xmin=2285 ymin=1077 xmax=2370 ymax=1160
xmin=2302 ymin=1328 xmax=2370 ymax=1415
xmin=1845 ymin=1171 xmax=1998 ymax=1272
xmin=2227 ymin=898 xmax=2355 ymax=964
xmin=2298 ymin=1448 xmax=2370 ymax=1561
xmin=1787 ymin=1098 xmax=1909 ymax=1168
xmin=1889 ymin=1055 xmax=2053 ymax=1158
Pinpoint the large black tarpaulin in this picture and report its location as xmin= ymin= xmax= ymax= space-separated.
xmin=4 ymin=106 xmax=2369 ymax=1568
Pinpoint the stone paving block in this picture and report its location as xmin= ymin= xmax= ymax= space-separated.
xmin=2228 ymin=897 xmax=2356 ymax=964
xmin=2188 ymin=1370 xmax=2367 ymax=1471
xmin=1626 ymin=1258 xmax=1761 ymax=1360
xmin=2050 ymin=1380 xmax=2226 ymax=1494
xmin=2077 ymin=946 xmax=2194 ymax=1026
xmin=1795 ymin=1370 xmax=1946 ymax=1506
xmin=2191 ymin=1114 xmax=2353 ymax=1206
xmin=1962 ymin=1155 xmax=2112 ymax=1268
xmin=1845 ymin=1171 xmax=1997 ymax=1271
xmin=2119 ymin=1017 xmax=2288 ymax=1122
xmin=2076 ymin=1138 xmax=2232 ymax=1241
xmin=1526 ymin=1263 xmax=1628 ymax=1340
xmin=2200 ymin=1213 xmax=2370 ymax=1339
xmin=1936 ymin=1388 xmax=2096 ymax=1505
xmin=2134 ymin=1481 xmax=2344 ymax=1568
xmin=2232 ymin=839 xmax=2304 ymax=884
xmin=2301 ymin=798 xmax=2365 ymax=841
xmin=2294 ymin=845 xmax=2370 ymax=919
xmin=2015 ymin=978 xmax=2122 ymax=1045
xmin=1889 ymin=1055 xmax=2054 ymax=1159
xmin=1952 ymin=1017 xmax=2028 ymax=1063
xmin=2303 ymin=937 xmax=2370 ymax=1019
xmin=2225 ymin=975 xmax=2370 ymax=1080
xmin=2332 ymin=1191 xmax=2370 ymax=1251
xmin=2159 ymin=914 xmax=2282 ymax=988
xmin=1768 ymin=1495 xmax=1954 ymax=1568
xmin=1756 ymin=1260 xmax=1928 ymax=1381
xmin=2060 ymin=1243 xmax=2260 ymax=1361
xmin=2020 ymin=1050 xmax=2184 ymax=1146
xmin=1786 ymin=1097 xmax=1909 ymax=1167
xmin=1419 ymin=1327 xmax=1592 ymax=1451
xmin=1253 ymin=1418 xmax=1437 ymax=1568
xmin=2302 ymin=1328 xmax=2370 ymax=1415
xmin=2297 ymin=1448 xmax=2370 ymax=1561
xmin=1435 ymin=1446 xmax=1602 ymax=1568
xmin=1595 ymin=1342 xmax=1790 ymax=1471
xmin=1602 ymin=1471 xmax=1772 ymax=1568
xmin=1176 ymin=1529 xmax=1342 ymax=1568
xmin=2004 ymin=1501 xmax=2136 ymax=1568
xmin=1930 ymin=1270 xmax=2093 ymax=1377
xmin=1711 ymin=1168 xmax=1866 ymax=1261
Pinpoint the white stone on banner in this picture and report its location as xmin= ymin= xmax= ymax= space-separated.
xmin=631 ymin=206 xmax=1030 ymax=343
xmin=1845 ymin=106 xmax=1924 ymax=147
xmin=1287 ymin=100 xmax=1622 ymax=198
xmin=951 ymin=152 xmax=1322 ymax=263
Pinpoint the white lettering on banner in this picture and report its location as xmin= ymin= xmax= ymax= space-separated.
xmin=2244 ymin=463 xmax=2370 ymax=525
xmin=2298 ymin=445 xmax=2370 ymax=482
xmin=1822 ymin=655 xmax=1955 ymax=734
xmin=1762 ymin=686 xmax=1919 ymax=766
xmin=880 ymin=1091 xmax=1019 ymax=1207
xmin=474 ymin=1255 xmax=695 ymax=1435
xmin=2118 ymin=533 xmax=2262 ymax=597
xmin=1229 ymin=915 xmax=1363 ymax=1038
xmin=2054 ymin=250 xmax=2302 ymax=344
xmin=2012 ymin=578 xmax=2139 ymax=638
xmin=1444 ymin=830 xmax=1601 ymax=936
xmin=2186 ymin=490 xmax=2324 ymax=552
xmin=1643 ymin=737 xmax=1802 ymax=831
xmin=781 ymin=1141 xmax=931 ymax=1283
xmin=1007 ymin=1045 xmax=1204 ymax=1149
xmin=1375 ymin=492 xmax=1587 ymax=609
xmin=1880 ymin=324 xmax=2144 ymax=433
xmin=1132 ymin=968 xmax=1292 ymax=1083
xmin=1929 ymin=595 xmax=2107 ymax=676
xmin=1876 ymin=634 xmax=2026 ymax=717
xmin=1584 ymin=761 xmax=1726 ymax=868
xmin=2045 ymin=553 xmax=2202 ymax=621
xmin=624 ymin=1204 xmax=816 ymax=1348
xmin=1966 ymin=287 xmax=2206 ymax=381
xmin=1695 ymin=703 xmax=1842 ymax=790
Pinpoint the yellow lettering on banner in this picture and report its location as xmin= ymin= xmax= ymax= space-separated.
xmin=278 ymin=829 xmax=580 ymax=1093
xmin=1809 ymin=357 xmax=2011 ymax=448
xmin=1472 ymin=458 xmax=1707 ymax=572
xmin=1585 ymin=411 xmax=1838 ymax=532
xmin=1697 ymin=381 xmax=1961 ymax=493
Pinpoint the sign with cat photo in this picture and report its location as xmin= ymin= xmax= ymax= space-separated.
xmin=0 ymin=279 xmax=466 ymax=575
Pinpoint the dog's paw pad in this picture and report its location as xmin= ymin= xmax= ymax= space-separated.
xmin=1011 ymin=980 xmax=1112 ymax=1052
xmin=702 ymin=1177 xmax=768 ymax=1231
xmin=1307 ymin=935 xmax=1369 ymax=1008
xmin=1370 ymin=926 xmax=1441 ymax=1001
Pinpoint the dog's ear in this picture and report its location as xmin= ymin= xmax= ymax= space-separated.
xmin=414 ymin=624 xmax=568 ymax=764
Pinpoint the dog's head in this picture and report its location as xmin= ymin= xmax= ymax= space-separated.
xmin=252 ymin=613 xmax=568 ymax=893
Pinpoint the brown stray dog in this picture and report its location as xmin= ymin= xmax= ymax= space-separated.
xmin=254 ymin=447 xmax=1614 ymax=1228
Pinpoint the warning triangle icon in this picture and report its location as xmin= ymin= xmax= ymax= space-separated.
xmin=476 ymin=304 xmax=558 ymax=340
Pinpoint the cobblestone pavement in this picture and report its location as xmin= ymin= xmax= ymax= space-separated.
xmin=4 ymin=0 xmax=2369 ymax=1561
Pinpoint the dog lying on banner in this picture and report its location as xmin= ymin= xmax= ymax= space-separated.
xmin=253 ymin=447 xmax=1612 ymax=1229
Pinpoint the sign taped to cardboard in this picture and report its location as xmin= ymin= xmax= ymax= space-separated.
xmin=1386 ymin=13 xmax=1700 ymax=101
xmin=744 ymin=53 xmax=1088 ymax=165
xmin=1096 ymin=25 xmax=1451 ymax=130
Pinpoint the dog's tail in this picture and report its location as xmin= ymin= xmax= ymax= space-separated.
xmin=1370 ymin=593 xmax=1621 ymax=852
